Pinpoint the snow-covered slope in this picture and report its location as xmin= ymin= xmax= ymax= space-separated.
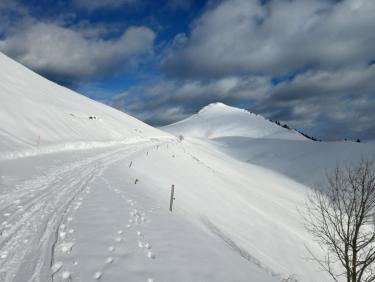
xmin=214 ymin=136 xmax=375 ymax=186
xmin=1 ymin=53 xmax=373 ymax=282
xmin=0 ymin=53 xmax=286 ymax=281
xmin=0 ymin=52 xmax=170 ymax=159
xmin=1 ymin=138 xmax=330 ymax=282
xmin=162 ymin=102 xmax=306 ymax=140
xmin=163 ymin=102 xmax=375 ymax=186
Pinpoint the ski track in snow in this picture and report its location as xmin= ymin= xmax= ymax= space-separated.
xmin=50 ymin=162 xmax=158 ymax=282
xmin=0 ymin=141 xmax=162 ymax=282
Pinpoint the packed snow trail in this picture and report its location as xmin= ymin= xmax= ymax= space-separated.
xmin=0 ymin=141 xmax=160 ymax=282
xmin=49 ymin=143 xmax=278 ymax=282
xmin=0 ymin=140 xmax=279 ymax=282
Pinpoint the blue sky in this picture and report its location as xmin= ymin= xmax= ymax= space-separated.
xmin=1 ymin=0 xmax=375 ymax=141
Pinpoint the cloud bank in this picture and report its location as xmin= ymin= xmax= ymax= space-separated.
xmin=128 ymin=0 xmax=375 ymax=141
xmin=0 ymin=22 xmax=154 ymax=84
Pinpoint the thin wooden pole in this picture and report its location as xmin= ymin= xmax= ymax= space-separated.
xmin=169 ymin=185 xmax=175 ymax=212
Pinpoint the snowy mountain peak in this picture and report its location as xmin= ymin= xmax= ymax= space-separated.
xmin=197 ymin=102 xmax=241 ymax=114
xmin=163 ymin=103 xmax=307 ymax=141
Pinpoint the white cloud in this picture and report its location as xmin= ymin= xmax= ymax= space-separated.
xmin=162 ymin=0 xmax=375 ymax=77
xmin=111 ymin=63 xmax=375 ymax=140
xmin=0 ymin=22 xmax=155 ymax=80
xmin=110 ymin=75 xmax=271 ymax=125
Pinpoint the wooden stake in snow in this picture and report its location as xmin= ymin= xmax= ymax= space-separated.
xmin=169 ymin=185 xmax=175 ymax=212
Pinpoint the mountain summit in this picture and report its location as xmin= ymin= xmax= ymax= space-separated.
xmin=163 ymin=102 xmax=306 ymax=140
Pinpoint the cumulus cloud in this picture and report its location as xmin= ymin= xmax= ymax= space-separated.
xmin=112 ymin=63 xmax=375 ymax=140
xmin=162 ymin=0 xmax=375 ymax=78
xmin=257 ymin=65 xmax=375 ymax=140
xmin=119 ymin=0 xmax=370 ymax=141
xmin=0 ymin=22 xmax=155 ymax=83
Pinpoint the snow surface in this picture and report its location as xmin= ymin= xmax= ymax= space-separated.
xmin=213 ymin=136 xmax=375 ymax=186
xmin=163 ymin=102 xmax=375 ymax=186
xmin=1 ymin=52 xmax=374 ymax=282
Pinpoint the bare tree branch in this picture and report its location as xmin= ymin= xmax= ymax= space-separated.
xmin=304 ymin=158 xmax=375 ymax=282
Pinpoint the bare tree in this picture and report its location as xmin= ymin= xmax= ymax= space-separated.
xmin=304 ymin=159 xmax=375 ymax=282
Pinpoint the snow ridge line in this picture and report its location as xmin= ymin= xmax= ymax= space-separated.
xmin=201 ymin=217 xmax=281 ymax=279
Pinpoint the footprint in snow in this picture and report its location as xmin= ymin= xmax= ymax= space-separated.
xmin=147 ymin=251 xmax=155 ymax=259
xmin=93 ymin=272 xmax=103 ymax=280
xmin=61 ymin=271 xmax=71 ymax=280
xmin=108 ymin=246 xmax=115 ymax=252
xmin=0 ymin=251 xmax=9 ymax=259
xmin=59 ymin=231 xmax=67 ymax=240
xmin=51 ymin=261 xmax=63 ymax=275
xmin=60 ymin=242 xmax=74 ymax=254
xmin=105 ymin=257 xmax=114 ymax=264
